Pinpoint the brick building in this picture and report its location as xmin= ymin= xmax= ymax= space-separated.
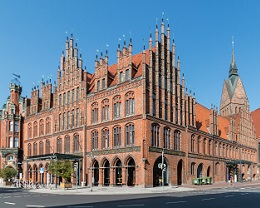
xmin=0 ymin=19 xmax=258 ymax=187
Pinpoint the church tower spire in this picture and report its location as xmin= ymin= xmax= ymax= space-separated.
xmin=229 ymin=37 xmax=238 ymax=78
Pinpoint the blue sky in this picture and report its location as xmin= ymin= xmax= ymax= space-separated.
xmin=0 ymin=0 xmax=260 ymax=111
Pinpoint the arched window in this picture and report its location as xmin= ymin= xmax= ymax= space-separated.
xmin=91 ymin=102 xmax=99 ymax=124
xmin=39 ymin=119 xmax=44 ymax=136
xmin=64 ymin=136 xmax=70 ymax=153
xmin=72 ymin=89 xmax=74 ymax=103
xmin=67 ymin=111 xmax=70 ymax=129
xmin=102 ymin=128 xmax=109 ymax=149
xmin=39 ymin=141 xmax=44 ymax=155
xmin=151 ymin=124 xmax=160 ymax=147
xmin=76 ymin=108 xmax=80 ymax=127
xmin=63 ymin=112 xmax=66 ymax=130
xmin=45 ymin=139 xmax=50 ymax=154
xmin=215 ymin=162 xmax=220 ymax=175
xmin=92 ymin=130 xmax=98 ymax=150
xmin=63 ymin=93 xmax=66 ymax=105
xmin=33 ymin=142 xmax=37 ymax=156
xmin=59 ymin=114 xmax=62 ymax=131
xmin=46 ymin=117 xmax=51 ymax=135
xmin=113 ymin=126 xmax=121 ymax=147
xmin=197 ymin=136 xmax=201 ymax=153
xmin=102 ymin=99 xmax=110 ymax=121
xmin=174 ymin=130 xmax=181 ymax=151
xmin=28 ymin=143 xmax=32 ymax=156
xmin=59 ymin=94 xmax=62 ymax=107
xmin=57 ymin=138 xmax=62 ymax=153
xmin=203 ymin=138 xmax=207 ymax=154
xmin=125 ymin=92 xmax=134 ymax=116
xmin=164 ymin=127 xmax=170 ymax=149
xmin=33 ymin=121 xmax=38 ymax=138
xmin=76 ymin=87 xmax=80 ymax=101
xmin=191 ymin=135 xmax=195 ymax=152
xmin=28 ymin=123 xmax=32 ymax=138
xmin=73 ymin=134 xmax=80 ymax=152
xmin=71 ymin=109 xmax=75 ymax=128
xmin=113 ymin=95 xmax=122 ymax=119
xmin=126 ymin=123 xmax=135 ymax=146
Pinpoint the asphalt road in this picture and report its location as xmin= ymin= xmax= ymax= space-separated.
xmin=1 ymin=186 xmax=260 ymax=208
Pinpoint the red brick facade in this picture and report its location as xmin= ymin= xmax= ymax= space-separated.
xmin=0 ymin=19 xmax=258 ymax=187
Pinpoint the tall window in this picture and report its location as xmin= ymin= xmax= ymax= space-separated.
xmin=164 ymin=127 xmax=170 ymax=149
xmin=97 ymin=80 xmax=100 ymax=91
xmin=59 ymin=94 xmax=62 ymax=107
xmin=67 ymin=111 xmax=70 ymax=129
xmin=46 ymin=117 xmax=51 ymax=134
xmin=113 ymin=96 xmax=122 ymax=119
xmin=39 ymin=119 xmax=44 ymax=136
xmin=28 ymin=123 xmax=32 ymax=138
xmin=33 ymin=121 xmax=38 ymax=138
xmin=28 ymin=144 xmax=32 ymax=156
xmin=102 ymin=99 xmax=110 ymax=121
xmin=33 ymin=142 xmax=37 ymax=156
xmin=76 ymin=108 xmax=79 ymax=127
xmin=165 ymin=100 xmax=168 ymax=120
xmin=102 ymin=128 xmax=109 ymax=149
xmin=191 ymin=135 xmax=195 ymax=152
xmin=92 ymin=130 xmax=98 ymax=150
xmin=151 ymin=124 xmax=160 ymax=147
xmin=113 ymin=126 xmax=121 ymax=147
xmin=65 ymin=136 xmax=70 ymax=153
xmin=45 ymin=140 xmax=50 ymax=154
xmin=67 ymin=91 xmax=70 ymax=104
xmin=72 ymin=89 xmax=74 ymax=103
xmin=203 ymin=138 xmax=207 ymax=154
xmin=119 ymin=71 xmax=124 ymax=83
xmin=125 ymin=69 xmax=130 ymax=81
xmin=76 ymin=87 xmax=80 ymax=101
xmin=9 ymin=137 xmax=13 ymax=148
xmin=198 ymin=136 xmax=201 ymax=154
xmin=152 ymin=94 xmax=156 ymax=116
xmin=57 ymin=138 xmax=62 ymax=153
xmin=14 ymin=121 xmax=19 ymax=132
xmin=63 ymin=93 xmax=66 ymax=105
xmin=191 ymin=162 xmax=195 ymax=175
xmin=14 ymin=138 xmax=18 ymax=148
xmin=71 ymin=109 xmax=75 ymax=128
xmin=63 ymin=112 xmax=66 ymax=130
xmin=126 ymin=123 xmax=135 ymax=146
xmin=91 ymin=102 xmax=99 ymax=124
xmin=73 ymin=134 xmax=80 ymax=152
xmin=174 ymin=130 xmax=180 ymax=151
xmin=59 ymin=114 xmax=62 ymax=131
xmin=125 ymin=92 xmax=135 ymax=116
xmin=10 ymin=121 xmax=13 ymax=131
xmin=102 ymin=78 xmax=105 ymax=89
xmin=39 ymin=141 xmax=43 ymax=155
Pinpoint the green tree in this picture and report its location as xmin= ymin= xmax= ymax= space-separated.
xmin=0 ymin=167 xmax=17 ymax=181
xmin=48 ymin=160 xmax=73 ymax=182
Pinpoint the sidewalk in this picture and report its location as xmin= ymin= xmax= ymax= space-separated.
xmin=24 ymin=179 xmax=260 ymax=195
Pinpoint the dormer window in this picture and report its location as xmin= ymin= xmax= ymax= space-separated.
xmin=97 ymin=80 xmax=100 ymax=91
xmin=119 ymin=71 xmax=124 ymax=83
xmin=126 ymin=69 xmax=130 ymax=81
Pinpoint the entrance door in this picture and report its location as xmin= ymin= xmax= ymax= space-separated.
xmin=103 ymin=160 xmax=110 ymax=186
xmin=177 ymin=160 xmax=182 ymax=185
xmin=153 ymin=157 xmax=168 ymax=187
xmin=197 ymin=163 xmax=203 ymax=178
xmin=127 ymin=158 xmax=135 ymax=186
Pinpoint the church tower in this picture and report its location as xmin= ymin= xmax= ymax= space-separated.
xmin=220 ymin=40 xmax=248 ymax=116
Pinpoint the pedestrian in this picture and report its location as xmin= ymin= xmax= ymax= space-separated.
xmin=230 ymin=176 xmax=233 ymax=186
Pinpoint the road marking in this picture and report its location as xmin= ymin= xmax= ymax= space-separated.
xmin=26 ymin=205 xmax=45 ymax=208
xmin=4 ymin=202 xmax=15 ymax=205
xmin=118 ymin=205 xmax=145 ymax=207
xmin=67 ymin=206 xmax=94 ymax=208
xmin=201 ymin=198 xmax=215 ymax=201
xmin=241 ymin=193 xmax=249 ymax=195
xmin=14 ymin=195 xmax=22 ymax=197
xmin=225 ymin=195 xmax=234 ymax=197
xmin=3 ymin=196 xmax=11 ymax=198
xmin=166 ymin=201 xmax=187 ymax=204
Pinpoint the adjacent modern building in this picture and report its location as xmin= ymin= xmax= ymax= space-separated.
xmin=0 ymin=19 xmax=258 ymax=187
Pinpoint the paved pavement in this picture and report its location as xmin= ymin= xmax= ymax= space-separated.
xmin=1 ymin=180 xmax=260 ymax=195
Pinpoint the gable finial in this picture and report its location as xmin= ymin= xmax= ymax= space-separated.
xmin=162 ymin=12 xmax=164 ymax=22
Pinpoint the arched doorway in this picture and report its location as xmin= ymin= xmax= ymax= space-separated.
xmin=33 ymin=165 xmax=38 ymax=183
xmin=103 ymin=160 xmax=110 ymax=186
xmin=115 ymin=160 xmax=122 ymax=186
xmin=127 ymin=158 xmax=135 ymax=186
xmin=197 ymin=163 xmax=203 ymax=178
xmin=207 ymin=166 xmax=211 ymax=177
xmin=177 ymin=160 xmax=183 ymax=185
xmin=153 ymin=156 xmax=168 ymax=187
xmin=93 ymin=160 xmax=99 ymax=186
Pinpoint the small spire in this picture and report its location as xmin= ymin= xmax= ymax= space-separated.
xmin=229 ymin=36 xmax=238 ymax=78
xmin=162 ymin=12 xmax=164 ymax=22
xmin=167 ymin=18 xmax=170 ymax=28
xmin=156 ymin=18 xmax=158 ymax=29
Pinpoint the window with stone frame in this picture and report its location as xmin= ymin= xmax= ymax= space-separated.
xmin=71 ymin=109 xmax=75 ymax=128
xmin=113 ymin=95 xmax=122 ymax=119
xmin=63 ymin=112 xmax=66 ymax=130
xmin=102 ymin=99 xmax=110 ymax=121
xmin=28 ymin=123 xmax=32 ymax=138
xmin=39 ymin=119 xmax=44 ymax=136
xmin=33 ymin=121 xmax=38 ymax=138
xmin=33 ymin=142 xmax=37 ymax=156
xmin=76 ymin=108 xmax=79 ymax=127
xmin=64 ymin=135 xmax=70 ymax=153
xmin=91 ymin=102 xmax=99 ymax=124
xmin=67 ymin=111 xmax=70 ymax=129
xmin=92 ymin=130 xmax=98 ymax=150
xmin=119 ymin=71 xmax=124 ymax=83
xmin=151 ymin=123 xmax=160 ymax=147
xmin=39 ymin=141 xmax=44 ymax=155
xmin=174 ymin=130 xmax=181 ymax=151
xmin=125 ymin=91 xmax=134 ymax=116
xmin=73 ymin=134 xmax=80 ymax=152
xmin=28 ymin=143 xmax=32 ymax=157
xmin=46 ymin=117 xmax=51 ymax=135
xmin=102 ymin=128 xmax=109 ymax=149
xmin=72 ymin=89 xmax=75 ymax=103
xmin=45 ymin=139 xmax=50 ymax=154
xmin=57 ymin=138 xmax=62 ymax=153
xmin=126 ymin=123 xmax=134 ymax=146
xmin=163 ymin=127 xmax=170 ymax=149
xmin=113 ymin=126 xmax=121 ymax=147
